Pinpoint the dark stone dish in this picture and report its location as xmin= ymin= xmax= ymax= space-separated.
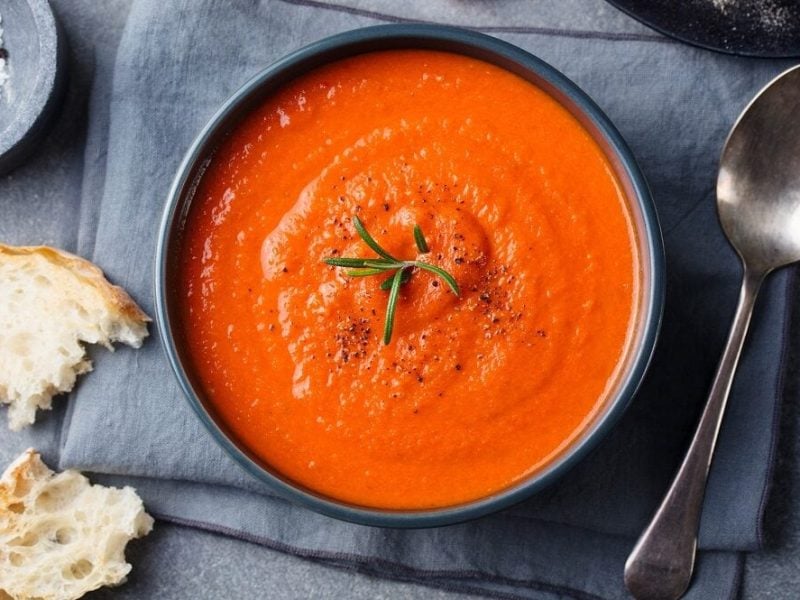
xmin=607 ymin=0 xmax=800 ymax=58
xmin=0 ymin=0 xmax=67 ymax=176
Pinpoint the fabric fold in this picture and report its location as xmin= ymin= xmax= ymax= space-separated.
xmin=96 ymin=475 xmax=743 ymax=600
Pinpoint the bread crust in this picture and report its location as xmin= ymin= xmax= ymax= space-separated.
xmin=0 ymin=244 xmax=150 ymax=326
xmin=0 ymin=449 xmax=46 ymax=504
xmin=0 ymin=244 xmax=151 ymax=429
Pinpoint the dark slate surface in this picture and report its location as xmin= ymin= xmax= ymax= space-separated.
xmin=606 ymin=0 xmax=800 ymax=58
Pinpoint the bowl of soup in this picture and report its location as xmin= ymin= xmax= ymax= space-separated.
xmin=155 ymin=25 xmax=664 ymax=527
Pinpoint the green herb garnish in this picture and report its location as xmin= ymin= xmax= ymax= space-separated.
xmin=413 ymin=224 xmax=430 ymax=253
xmin=324 ymin=215 xmax=460 ymax=345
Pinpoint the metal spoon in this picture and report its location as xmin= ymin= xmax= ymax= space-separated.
xmin=624 ymin=64 xmax=800 ymax=600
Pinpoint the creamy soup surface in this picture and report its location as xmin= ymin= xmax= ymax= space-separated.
xmin=177 ymin=50 xmax=639 ymax=509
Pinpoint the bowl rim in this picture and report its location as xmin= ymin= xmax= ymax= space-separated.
xmin=155 ymin=23 xmax=665 ymax=528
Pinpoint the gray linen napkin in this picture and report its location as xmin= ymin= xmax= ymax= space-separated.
xmin=49 ymin=1 xmax=796 ymax=598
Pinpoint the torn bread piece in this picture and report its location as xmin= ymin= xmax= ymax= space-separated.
xmin=0 ymin=244 xmax=150 ymax=430
xmin=0 ymin=449 xmax=153 ymax=600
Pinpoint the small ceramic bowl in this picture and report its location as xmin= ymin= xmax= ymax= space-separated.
xmin=156 ymin=25 xmax=664 ymax=528
xmin=0 ymin=0 xmax=67 ymax=175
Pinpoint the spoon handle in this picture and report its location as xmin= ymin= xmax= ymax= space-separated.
xmin=624 ymin=266 xmax=765 ymax=600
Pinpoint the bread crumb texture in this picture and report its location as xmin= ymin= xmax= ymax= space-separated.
xmin=0 ymin=449 xmax=153 ymax=600
xmin=0 ymin=245 xmax=150 ymax=430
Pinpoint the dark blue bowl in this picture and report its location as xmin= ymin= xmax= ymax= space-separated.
xmin=155 ymin=24 xmax=664 ymax=528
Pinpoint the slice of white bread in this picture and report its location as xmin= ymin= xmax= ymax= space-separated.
xmin=0 ymin=449 xmax=154 ymax=600
xmin=0 ymin=244 xmax=150 ymax=430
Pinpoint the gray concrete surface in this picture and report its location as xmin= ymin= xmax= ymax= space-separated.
xmin=2 ymin=0 xmax=798 ymax=597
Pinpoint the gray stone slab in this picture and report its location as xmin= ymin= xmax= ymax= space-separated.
xmin=90 ymin=523 xmax=470 ymax=600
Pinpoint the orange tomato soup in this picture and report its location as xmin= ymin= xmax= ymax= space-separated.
xmin=177 ymin=50 xmax=638 ymax=509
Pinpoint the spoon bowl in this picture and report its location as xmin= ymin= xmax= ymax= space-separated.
xmin=625 ymin=64 xmax=800 ymax=599
xmin=717 ymin=65 xmax=800 ymax=273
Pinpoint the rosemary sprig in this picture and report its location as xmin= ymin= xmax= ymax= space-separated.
xmin=323 ymin=215 xmax=460 ymax=345
xmin=379 ymin=268 xmax=411 ymax=290
xmin=413 ymin=224 xmax=429 ymax=253
xmin=352 ymin=216 xmax=399 ymax=261
xmin=383 ymin=268 xmax=404 ymax=344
